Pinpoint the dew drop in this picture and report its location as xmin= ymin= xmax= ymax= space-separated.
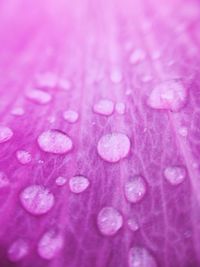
xmin=164 ymin=165 xmax=186 ymax=185
xmin=20 ymin=185 xmax=55 ymax=215
xmin=128 ymin=246 xmax=157 ymax=267
xmin=178 ymin=126 xmax=188 ymax=137
xmin=69 ymin=175 xmax=90 ymax=194
xmin=16 ymin=150 xmax=32 ymax=164
xmin=115 ymin=102 xmax=126 ymax=114
xmin=26 ymin=89 xmax=52 ymax=104
xmin=7 ymin=239 xmax=29 ymax=262
xmin=37 ymin=230 xmax=63 ymax=260
xmin=127 ymin=218 xmax=139 ymax=232
xmin=129 ymin=49 xmax=146 ymax=64
xmin=37 ymin=130 xmax=73 ymax=154
xmin=11 ymin=107 xmax=25 ymax=116
xmin=0 ymin=126 xmax=13 ymax=143
xmin=0 ymin=171 xmax=9 ymax=188
xmin=63 ymin=110 xmax=79 ymax=123
xmin=97 ymin=133 xmax=131 ymax=163
xmin=97 ymin=206 xmax=123 ymax=236
xmin=147 ymin=80 xmax=187 ymax=111
xmin=124 ymin=176 xmax=147 ymax=203
xmin=93 ymin=99 xmax=114 ymax=116
xmin=55 ymin=176 xmax=67 ymax=186
xmin=110 ymin=69 xmax=122 ymax=83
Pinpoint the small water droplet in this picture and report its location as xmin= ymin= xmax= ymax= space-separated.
xmin=97 ymin=206 xmax=123 ymax=236
xmin=0 ymin=126 xmax=13 ymax=143
xmin=124 ymin=176 xmax=147 ymax=203
xmin=37 ymin=230 xmax=63 ymax=260
xmin=55 ymin=176 xmax=67 ymax=186
xmin=115 ymin=102 xmax=126 ymax=114
xmin=69 ymin=175 xmax=90 ymax=194
xmin=11 ymin=107 xmax=25 ymax=116
xmin=0 ymin=171 xmax=9 ymax=188
xmin=37 ymin=130 xmax=73 ymax=154
xmin=128 ymin=246 xmax=157 ymax=267
xmin=63 ymin=110 xmax=79 ymax=123
xmin=93 ymin=99 xmax=114 ymax=116
xmin=147 ymin=80 xmax=187 ymax=111
xmin=164 ymin=165 xmax=186 ymax=185
xmin=26 ymin=89 xmax=52 ymax=104
xmin=20 ymin=185 xmax=55 ymax=215
xmin=7 ymin=239 xmax=28 ymax=262
xmin=97 ymin=133 xmax=130 ymax=163
xmin=127 ymin=218 xmax=139 ymax=231
xmin=16 ymin=150 xmax=32 ymax=164
xmin=178 ymin=126 xmax=188 ymax=137
xmin=129 ymin=49 xmax=146 ymax=64
xmin=110 ymin=69 xmax=122 ymax=83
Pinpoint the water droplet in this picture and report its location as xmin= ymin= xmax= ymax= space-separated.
xmin=0 ymin=126 xmax=13 ymax=143
xmin=63 ymin=110 xmax=79 ymax=123
xmin=26 ymin=89 xmax=52 ymax=104
xmin=11 ymin=107 xmax=25 ymax=116
xmin=0 ymin=171 xmax=9 ymax=188
xmin=124 ymin=176 xmax=147 ymax=203
xmin=97 ymin=133 xmax=130 ymax=163
xmin=115 ymin=102 xmax=125 ymax=114
xmin=147 ymin=80 xmax=187 ymax=111
xmin=7 ymin=239 xmax=28 ymax=262
xmin=69 ymin=175 xmax=90 ymax=194
xmin=93 ymin=99 xmax=114 ymax=116
xmin=127 ymin=218 xmax=139 ymax=231
xmin=55 ymin=176 xmax=67 ymax=186
xmin=178 ymin=126 xmax=188 ymax=137
xmin=164 ymin=165 xmax=186 ymax=185
xmin=37 ymin=230 xmax=63 ymax=260
xmin=16 ymin=150 xmax=32 ymax=164
xmin=20 ymin=185 xmax=55 ymax=215
xmin=97 ymin=206 xmax=123 ymax=236
xmin=110 ymin=69 xmax=122 ymax=83
xmin=129 ymin=49 xmax=146 ymax=64
xmin=37 ymin=130 xmax=73 ymax=154
xmin=128 ymin=246 xmax=157 ymax=267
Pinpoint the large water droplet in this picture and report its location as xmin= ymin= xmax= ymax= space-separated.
xmin=37 ymin=130 xmax=73 ymax=154
xmin=0 ymin=126 xmax=13 ymax=143
xmin=26 ymin=89 xmax=52 ymax=104
xmin=164 ymin=165 xmax=186 ymax=185
xmin=7 ymin=239 xmax=29 ymax=262
xmin=0 ymin=171 xmax=9 ymax=188
xmin=93 ymin=99 xmax=114 ymax=116
xmin=63 ymin=110 xmax=79 ymax=123
xmin=55 ymin=176 xmax=67 ymax=186
xmin=69 ymin=175 xmax=90 ymax=194
xmin=147 ymin=80 xmax=187 ymax=111
xmin=16 ymin=150 xmax=32 ymax=164
xmin=115 ymin=102 xmax=126 ymax=114
xmin=128 ymin=246 xmax=157 ymax=267
xmin=97 ymin=133 xmax=131 ymax=163
xmin=37 ymin=230 xmax=63 ymax=260
xmin=124 ymin=176 xmax=147 ymax=203
xmin=97 ymin=206 xmax=123 ymax=236
xmin=20 ymin=185 xmax=55 ymax=215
